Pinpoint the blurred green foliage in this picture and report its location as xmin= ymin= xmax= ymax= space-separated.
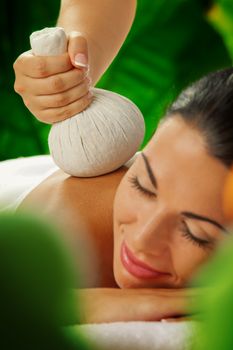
xmin=190 ymin=234 xmax=233 ymax=350
xmin=0 ymin=212 xmax=91 ymax=349
xmin=1 ymin=0 xmax=233 ymax=160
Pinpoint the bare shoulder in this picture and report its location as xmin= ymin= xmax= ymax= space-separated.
xmin=18 ymin=165 xmax=128 ymax=287
xmin=17 ymin=165 xmax=128 ymax=250
xmin=18 ymin=165 xmax=128 ymax=224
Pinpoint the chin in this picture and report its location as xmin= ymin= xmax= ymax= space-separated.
xmin=114 ymin=272 xmax=138 ymax=289
xmin=113 ymin=252 xmax=134 ymax=288
xmin=113 ymin=266 xmax=134 ymax=289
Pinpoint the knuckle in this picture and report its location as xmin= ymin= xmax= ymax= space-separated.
xmin=14 ymin=82 xmax=23 ymax=94
xmin=13 ymin=52 xmax=30 ymax=73
xmin=51 ymin=76 xmax=64 ymax=92
xmin=35 ymin=58 xmax=47 ymax=77
xmin=60 ymin=107 xmax=72 ymax=120
xmin=23 ymin=98 xmax=30 ymax=107
xmin=85 ymin=76 xmax=91 ymax=85
xmin=76 ymin=69 xmax=86 ymax=82
xmin=75 ymin=34 xmax=87 ymax=47
xmin=79 ymin=95 xmax=90 ymax=110
xmin=78 ymin=97 xmax=86 ymax=109
xmin=85 ymin=84 xmax=91 ymax=95
xmin=13 ymin=55 xmax=23 ymax=72
xmin=54 ymin=93 xmax=69 ymax=107
xmin=82 ymin=78 xmax=90 ymax=91
xmin=37 ymin=111 xmax=54 ymax=124
xmin=13 ymin=59 xmax=19 ymax=72
xmin=69 ymin=31 xmax=86 ymax=39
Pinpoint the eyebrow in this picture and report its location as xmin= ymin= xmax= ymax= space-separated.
xmin=141 ymin=152 xmax=227 ymax=233
xmin=141 ymin=152 xmax=157 ymax=189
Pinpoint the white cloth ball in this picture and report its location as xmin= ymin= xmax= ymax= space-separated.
xmin=49 ymin=88 xmax=145 ymax=177
xmin=30 ymin=26 xmax=145 ymax=177
xmin=30 ymin=27 xmax=67 ymax=56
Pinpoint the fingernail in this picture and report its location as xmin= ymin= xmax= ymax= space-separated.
xmin=74 ymin=53 xmax=88 ymax=68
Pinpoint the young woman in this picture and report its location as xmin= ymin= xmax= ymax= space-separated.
xmin=11 ymin=0 xmax=232 ymax=323
xmin=8 ymin=66 xmax=232 ymax=324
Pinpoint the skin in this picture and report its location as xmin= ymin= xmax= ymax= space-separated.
xmin=13 ymin=0 xmax=229 ymax=289
xmin=13 ymin=0 xmax=137 ymax=124
xmin=13 ymin=0 xmax=222 ymax=323
xmin=113 ymin=116 xmax=229 ymax=289
xmin=18 ymin=115 xmax=230 ymax=323
xmin=18 ymin=163 xmax=126 ymax=288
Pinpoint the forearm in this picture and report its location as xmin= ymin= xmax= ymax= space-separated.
xmin=56 ymin=0 xmax=137 ymax=85
xmin=76 ymin=287 xmax=199 ymax=324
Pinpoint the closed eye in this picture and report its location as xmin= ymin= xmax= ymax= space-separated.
xmin=128 ymin=174 xmax=156 ymax=199
xmin=180 ymin=220 xmax=213 ymax=250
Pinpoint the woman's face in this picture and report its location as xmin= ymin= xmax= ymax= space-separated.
xmin=113 ymin=116 xmax=230 ymax=289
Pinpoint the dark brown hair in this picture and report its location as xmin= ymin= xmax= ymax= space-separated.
xmin=165 ymin=67 xmax=233 ymax=167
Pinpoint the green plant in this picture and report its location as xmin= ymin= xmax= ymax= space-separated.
xmin=1 ymin=0 xmax=232 ymax=160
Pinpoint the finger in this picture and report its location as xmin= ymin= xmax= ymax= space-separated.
xmin=19 ymin=68 xmax=87 ymax=96
xmin=161 ymin=316 xmax=194 ymax=322
xmin=139 ymin=287 xmax=204 ymax=299
xmin=68 ymin=31 xmax=89 ymax=70
xmin=34 ymin=77 xmax=91 ymax=109
xmin=14 ymin=72 xmax=27 ymax=95
xmin=143 ymin=290 xmax=195 ymax=321
xmin=37 ymin=90 xmax=93 ymax=124
xmin=14 ymin=50 xmax=73 ymax=78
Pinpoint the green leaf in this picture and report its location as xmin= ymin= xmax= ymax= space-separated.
xmin=0 ymin=0 xmax=232 ymax=159
xmin=97 ymin=0 xmax=231 ymax=147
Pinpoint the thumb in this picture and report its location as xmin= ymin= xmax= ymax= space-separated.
xmin=68 ymin=31 xmax=89 ymax=70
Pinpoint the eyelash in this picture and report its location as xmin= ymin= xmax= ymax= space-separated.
xmin=129 ymin=174 xmax=211 ymax=250
xmin=128 ymin=175 xmax=156 ymax=199
xmin=180 ymin=221 xmax=211 ymax=250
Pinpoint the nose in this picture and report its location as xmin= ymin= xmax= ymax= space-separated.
xmin=132 ymin=209 xmax=173 ymax=257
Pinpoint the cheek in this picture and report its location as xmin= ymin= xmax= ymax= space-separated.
xmin=171 ymin=234 xmax=212 ymax=285
xmin=113 ymin=175 xmax=139 ymax=225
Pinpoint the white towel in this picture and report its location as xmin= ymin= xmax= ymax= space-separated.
xmin=71 ymin=321 xmax=195 ymax=350
xmin=0 ymin=155 xmax=59 ymax=212
xmin=0 ymin=152 xmax=139 ymax=212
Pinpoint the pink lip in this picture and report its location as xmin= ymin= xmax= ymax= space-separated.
xmin=120 ymin=241 xmax=168 ymax=279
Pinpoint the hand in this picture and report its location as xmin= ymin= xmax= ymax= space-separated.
xmin=13 ymin=32 xmax=93 ymax=124
xmin=76 ymin=287 xmax=202 ymax=324
xmin=161 ymin=316 xmax=194 ymax=323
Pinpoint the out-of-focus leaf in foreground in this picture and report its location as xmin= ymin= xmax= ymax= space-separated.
xmin=0 ymin=212 xmax=91 ymax=350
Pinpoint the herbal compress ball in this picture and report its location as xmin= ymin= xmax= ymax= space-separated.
xmin=30 ymin=27 xmax=145 ymax=177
